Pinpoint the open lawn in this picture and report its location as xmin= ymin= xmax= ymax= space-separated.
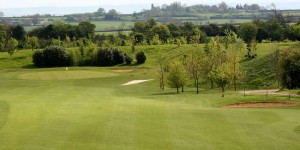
xmin=0 ymin=44 xmax=300 ymax=149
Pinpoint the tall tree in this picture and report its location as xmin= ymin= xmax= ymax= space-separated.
xmin=238 ymin=22 xmax=257 ymax=57
xmin=166 ymin=60 xmax=187 ymax=93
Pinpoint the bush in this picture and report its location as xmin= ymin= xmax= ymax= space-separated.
xmin=96 ymin=47 xmax=113 ymax=66
xmin=124 ymin=53 xmax=133 ymax=64
xmin=111 ymin=48 xmax=124 ymax=65
xmin=135 ymin=51 xmax=147 ymax=64
xmin=32 ymin=45 xmax=71 ymax=67
xmin=32 ymin=49 xmax=44 ymax=67
xmin=42 ymin=45 xmax=71 ymax=66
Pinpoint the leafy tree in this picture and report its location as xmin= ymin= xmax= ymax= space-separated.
xmin=151 ymin=24 xmax=170 ymax=43
xmin=105 ymin=9 xmax=119 ymax=20
xmin=210 ymin=62 xmax=231 ymax=97
xmin=151 ymin=34 xmax=161 ymax=45
xmin=239 ymin=22 xmax=257 ymax=57
xmin=279 ymin=44 xmax=300 ymax=89
xmin=157 ymin=54 xmax=168 ymax=90
xmin=166 ymin=60 xmax=187 ymax=93
xmin=78 ymin=21 xmax=96 ymax=39
xmin=6 ymin=37 xmax=18 ymax=56
xmin=186 ymin=49 xmax=205 ymax=94
xmin=136 ymin=51 xmax=147 ymax=64
xmin=11 ymin=25 xmax=25 ymax=41
xmin=25 ymin=35 xmax=39 ymax=50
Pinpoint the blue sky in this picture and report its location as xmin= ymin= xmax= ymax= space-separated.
xmin=0 ymin=0 xmax=299 ymax=9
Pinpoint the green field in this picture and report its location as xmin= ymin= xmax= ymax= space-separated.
xmin=0 ymin=44 xmax=300 ymax=149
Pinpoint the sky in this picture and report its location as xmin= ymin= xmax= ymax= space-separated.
xmin=0 ymin=0 xmax=299 ymax=17
xmin=0 ymin=0 xmax=299 ymax=9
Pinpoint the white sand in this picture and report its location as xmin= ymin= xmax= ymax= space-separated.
xmin=122 ymin=79 xmax=153 ymax=85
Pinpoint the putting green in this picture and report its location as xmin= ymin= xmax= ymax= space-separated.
xmin=18 ymin=70 xmax=117 ymax=80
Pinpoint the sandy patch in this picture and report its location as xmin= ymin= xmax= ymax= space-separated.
xmin=223 ymin=102 xmax=299 ymax=108
xmin=112 ymin=70 xmax=133 ymax=73
xmin=122 ymin=79 xmax=153 ymax=85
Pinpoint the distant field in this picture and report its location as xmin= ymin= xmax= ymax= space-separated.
xmin=0 ymin=43 xmax=300 ymax=149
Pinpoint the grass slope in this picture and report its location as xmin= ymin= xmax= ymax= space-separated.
xmin=0 ymin=44 xmax=300 ymax=149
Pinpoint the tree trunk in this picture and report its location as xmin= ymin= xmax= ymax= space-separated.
xmin=210 ymin=79 xmax=214 ymax=89
xmin=162 ymin=73 xmax=164 ymax=90
xmin=234 ymin=76 xmax=237 ymax=91
xmin=222 ymin=86 xmax=225 ymax=97
xmin=181 ymin=86 xmax=184 ymax=92
xmin=176 ymin=87 xmax=179 ymax=94
xmin=196 ymin=78 xmax=199 ymax=94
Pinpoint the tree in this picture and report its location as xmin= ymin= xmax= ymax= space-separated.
xmin=151 ymin=24 xmax=170 ymax=43
xmin=279 ymin=44 xmax=300 ymax=89
xmin=204 ymin=36 xmax=224 ymax=89
xmin=166 ymin=60 xmax=187 ymax=93
xmin=210 ymin=62 xmax=231 ymax=97
xmin=238 ymin=22 xmax=257 ymax=57
xmin=157 ymin=54 xmax=168 ymax=90
xmin=186 ymin=49 xmax=205 ymax=94
xmin=105 ymin=9 xmax=119 ymax=20
xmin=95 ymin=8 xmax=105 ymax=16
xmin=78 ymin=21 xmax=96 ymax=39
xmin=7 ymin=37 xmax=18 ymax=56
xmin=11 ymin=25 xmax=25 ymax=41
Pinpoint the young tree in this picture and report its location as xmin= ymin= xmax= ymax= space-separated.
xmin=204 ymin=36 xmax=224 ymax=89
xmin=166 ymin=60 xmax=187 ymax=93
xmin=186 ymin=48 xmax=206 ymax=94
xmin=25 ymin=35 xmax=39 ymax=50
xmin=157 ymin=54 xmax=168 ymax=90
xmin=7 ymin=37 xmax=18 ymax=56
xmin=210 ymin=62 xmax=231 ymax=97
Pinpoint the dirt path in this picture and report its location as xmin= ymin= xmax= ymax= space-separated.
xmin=240 ymin=89 xmax=300 ymax=97
xmin=223 ymin=102 xmax=299 ymax=108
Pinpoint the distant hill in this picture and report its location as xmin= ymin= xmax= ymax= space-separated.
xmin=0 ymin=4 xmax=149 ymax=17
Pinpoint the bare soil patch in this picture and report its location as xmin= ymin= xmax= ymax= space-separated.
xmin=223 ymin=102 xmax=299 ymax=108
xmin=112 ymin=70 xmax=133 ymax=73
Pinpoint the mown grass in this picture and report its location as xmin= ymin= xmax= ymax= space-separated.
xmin=0 ymin=43 xmax=300 ymax=149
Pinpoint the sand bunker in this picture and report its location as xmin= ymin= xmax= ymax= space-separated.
xmin=223 ymin=102 xmax=299 ymax=108
xmin=122 ymin=79 xmax=153 ymax=85
xmin=112 ymin=70 xmax=133 ymax=73
xmin=19 ymin=71 xmax=117 ymax=80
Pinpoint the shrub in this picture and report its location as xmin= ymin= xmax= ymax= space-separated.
xmin=42 ymin=45 xmax=71 ymax=66
xmin=135 ymin=51 xmax=147 ymax=64
xmin=32 ymin=49 xmax=44 ymax=67
xmin=124 ymin=53 xmax=133 ymax=64
xmin=96 ymin=47 xmax=113 ymax=66
xmin=32 ymin=45 xmax=71 ymax=67
xmin=111 ymin=48 xmax=124 ymax=65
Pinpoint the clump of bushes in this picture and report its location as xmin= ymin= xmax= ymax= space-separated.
xmin=96 ymin=47 xmax=132 ymax=66
xmin=135 ymin=51 xmax=147 ymax=64
xmin=32 ymin=45 xmax=71 ymax=67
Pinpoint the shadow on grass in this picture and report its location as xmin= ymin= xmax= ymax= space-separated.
xmin=151 ymin=92 xmax=178 ymax=96
xmin=21 ymin=64 xmax=37 ymax=69
xmin=12 ymin=56 xmax=27 ymax=60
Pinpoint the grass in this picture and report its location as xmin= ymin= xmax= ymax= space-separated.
xmin=0 ymin=44 xmax=300 ymax=149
